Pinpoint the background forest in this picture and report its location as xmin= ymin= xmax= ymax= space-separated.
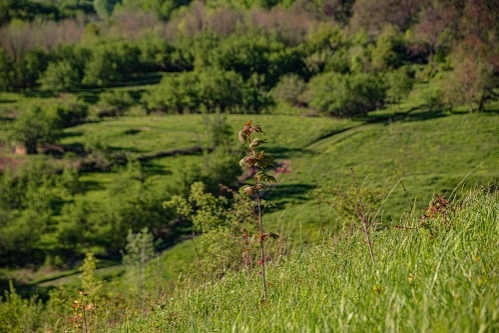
xmin=0 ymin=0 xmax=498 ymax=331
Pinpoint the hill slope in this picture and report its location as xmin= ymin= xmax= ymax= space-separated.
xmin=115 ymin=188 xmax=499 ymax=332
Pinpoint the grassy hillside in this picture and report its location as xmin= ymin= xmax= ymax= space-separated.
xmin=113 ymin=188 xmax=499 ymax=332
xmin=8 ymin=105 xmax=494 ymax=289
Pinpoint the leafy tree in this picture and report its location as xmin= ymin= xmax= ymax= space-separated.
xmin=197 ymin=68 xmax=245 ymax=112
xmin=82 ymin=41 xmax=140 ymax=87
xmin=208 ymin=34 xmax=303 ymax=88
xmin=413 ymin=2 xmax=458 ymax=70
xmin=38 ymin=60 xmax=80 ymax=93
xmin=119 ymin=0 xmax=192 ymax=20
xmin=369 ymin=24 xmax=405 ymax=73
xmin=136 ymin=37 xmax=177 ymax=72
xmin=94 ymin=160 xmax=176 ymax=253
xmin=82 ymin=47 xmax=120 ymax=87
xmin=0 ymin=49 xmax=14 ymax=91
xmin=303 ymin=23 xmax=350 ymax=75
xmin=0 ymin=0 xmax=61 ymax=24
xmin=307 ymin=71 xmax=386 ymax=117
xmin=385 ymin=67 xmax=414 ymax=106
xmin=10 ymin=106 xmax=62 ymax=154
xmin=241 ymin=73 xmax=275 ymax=113
xmin=98 ymin=90 xmax=135 ymax=117
xmin=59 ymin=166 xmax=83 ymax=197
xmin=93 ymin=0 xmax=119 ymax=19
xmin=271 ymin=73 xmax=307 ymax=106
xmin=52 ymin=44 xmax=92 ymax=82
xmin=0 ymin=158 xmax=60 ymax=265
xmin=164 ymin=182 xmax=257 ymax=276
xmin=144 ymin=71 xmax=199 ymax=113
xmin=47 ymin=102 xmax=88 ymax=128
xmin=145 ymin=69 xmax=272 ymax=114
xmin=441 ymin=44 xmax=498 ymax=113
xmin=57 ymin=199 xmax=103 ymax=254
xmin=13 ymin=49 xmax=49 ymax=90
xmin=203 ymin=112 xmax=233 ymax=148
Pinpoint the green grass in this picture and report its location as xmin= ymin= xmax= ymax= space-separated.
xmin=113 ymin=188 xmax=499 ymax=332
xmin=30 ymin=107 xmax=499 ymax=289
xmin=276 ymin=110 xmax=499 ymax=220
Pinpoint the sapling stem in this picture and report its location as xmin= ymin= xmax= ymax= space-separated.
xmin=238 ymin=120 xmax=276 ymax=302
xmin=252 ymin=165 xmax=267 ymax=301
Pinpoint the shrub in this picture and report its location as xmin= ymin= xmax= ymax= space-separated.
xmin=12 ymin=49 xmax=49 ymax=90
xmin=38 ymin=59 xmax=80 ymax=93
xmin=143 ymin=72 xmax=200 ymax=113
xmin=0 ymin=283 xmax=44 ymax=333
xmin=307 ymin=71 xmax=386 ymax=117
xmin=98 ymin=90 xmax=135 ymax=117
xmin=271 ymin=73 xmax=307 ymax=106
xmin=82 ymin=41 xmax=140 ymax=87
xmin=10 ymin=106 xmax=62 ymax=154
xmin=385 ymin=67 xmax=414 ymax=105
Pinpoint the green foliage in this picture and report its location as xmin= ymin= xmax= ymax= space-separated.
xmin=136 ymin=38 xmax=180 ymax=72
xmin=47 ymin=102 xmax=89 ymax=128
xmin=119 ymin=0 xmax=192 ymax=20
xmin=57 ymin=199 xmax=102 ymax=253
xmin=10 ymin=106 xmax=62 ymax=154
xmin=12 ymin=49 xmax=49 ymax=90
xmin=145 ymin=69 xmax=272 ymax=114
xmin=93 ymin=0 xmax=119 ymax=19
xmin=270 ymin=73 xmax=307 ymax=106
xmin=82 ymin=41 xmax=141 ymax=87
xmin=369 ymin=24 xmax=405 ymax=73
xmin=303 ymin=23 xmax=350 ymax=75
xmin=80 ymin=253 xmax=103 ymax=298
xmin=0 ymin=158 xmax=68 ymax=265
xmin=0 ymin=282 xmax=43 ymax=333
xmin=197 ymin=68 xmax=245 ymax=112
xmin=0 ymin=49 xmax=13 ymax=91
xmin=385 ymin=67 xmax=415 ymax=105
xmin=307 ymin=71 xmax=386 ymax=117
xmin=144 ymin=71 xmax=199 ymax=113
xmin=207 ymin=34 xmax=304 ymax=88
xmin=98 ymin=90 xmax=135 ymax=117
xmin=38 ymin=60 xmax=80 ymax=93
xmin=0 ymin=0 xmax=61 ymax=25
xmin=203 ymin=112 xmax=233 ymax=148
xmin=164 ymin=182 xmax=257 ymax=276
xmin=52 ymin=44 xmax=92 ymax=81
xmin=440 ymin=43 xmax=498 ymax=112
xmin=114 ymin=189 xmax=499 ymax=332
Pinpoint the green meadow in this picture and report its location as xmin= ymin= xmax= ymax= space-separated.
xmin=1 ymin=0 xmax=498 ymax=331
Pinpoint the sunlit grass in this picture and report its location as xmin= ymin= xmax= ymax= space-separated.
xmin=114 ymin=188 xmax=499 ymax=332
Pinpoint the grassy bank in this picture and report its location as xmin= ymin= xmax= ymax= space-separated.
xmin=116 ymin=187 xmax=499 ymax=332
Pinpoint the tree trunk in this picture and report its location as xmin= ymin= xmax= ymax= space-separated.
xmin=25 ymin=140 xmax=38 ymax=154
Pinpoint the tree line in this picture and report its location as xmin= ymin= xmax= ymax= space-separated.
xmin=1 ymin=0 xmax=498 ymax=116
xmin=0 ymin=0 xmax=498 ymax=268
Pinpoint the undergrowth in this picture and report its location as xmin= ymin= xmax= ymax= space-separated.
xmin=112 ymin=187 xmax=499 ymax=332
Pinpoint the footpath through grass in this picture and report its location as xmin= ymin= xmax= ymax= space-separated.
xmin=115 ymin=188 xmax=499 ymax=332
